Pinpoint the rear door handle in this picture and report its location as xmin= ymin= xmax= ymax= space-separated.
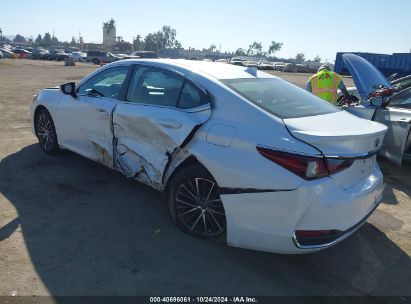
xmin=156 ymin=119 xmax=182 ymax=129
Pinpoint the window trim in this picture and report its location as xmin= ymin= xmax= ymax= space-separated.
xmin=76 ymin=65 xmax=132 ymax=101
xmin=123 ymin=64 xmax=211 ymax=110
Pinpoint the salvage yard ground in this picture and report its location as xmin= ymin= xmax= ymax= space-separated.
xmin=0 ymin=59 xmax=410 ymax=297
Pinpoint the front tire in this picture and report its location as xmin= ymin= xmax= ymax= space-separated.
xmin=35 ymin=109 xmax=60 ymax=155
xmin=168 ymin=164 xmax=227 ymax=241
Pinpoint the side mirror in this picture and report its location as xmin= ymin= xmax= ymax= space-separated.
xmin=61 ymin=82 xmax=76 ymax=97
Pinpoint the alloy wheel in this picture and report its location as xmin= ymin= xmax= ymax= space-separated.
xmin=175 ymin=178 xmax=226 ymax=237
xmin=37 ymin=113 xmax=55 ymax=152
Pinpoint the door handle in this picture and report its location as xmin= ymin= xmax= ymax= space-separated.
xmin=156 ymin=119 xmax=182 ymax=129
xmin=97 ymin=109 xmax=109 ymax=114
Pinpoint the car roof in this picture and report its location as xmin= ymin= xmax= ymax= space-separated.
xmin=110 ymin=59 xmax=277 ymax=80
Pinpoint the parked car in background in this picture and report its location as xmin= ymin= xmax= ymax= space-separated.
xmin=87 ymin=51 xmax=123 ymax=64
xmin=0 ymin=47 xmax=13 ymax=58
xmin=13 ymin=48 xmax=32 ymax=59
xmin=243 ymin=61 xmax=259 ymax=68
xmin=283 ymin=63 xmax=298 ymax=72
xmin=47 ymin=50 xmax=69 ymax=61
xmin=70 ymin=51 xmax=87 ymax=62
xmin=32 ymin=48 xmax=50 ymax=60
xmin=296 ymin=64 xmax=309 ymax=73
xmin=338 ymin=74 xmax=411 ymax=103
xmin=130 ymin=51 xmax=158 ymax=58
xmin=258 ymin=61 xmax=274 ymax=70
xmin=0 ymin=50 xmax=3 ymax=59
xmin=31 ymin=59 xmax=386 ymax=254
xmin=340 ymin=54 xmax=411 ymax=165
xmin=230 ymin=58 xmax=245 ymax=66
xmin=273 ymin=62 xmax=286 ymax=71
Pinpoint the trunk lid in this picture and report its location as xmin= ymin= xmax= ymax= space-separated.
xmin=283 ymin=111 xmax=387 ymax=157
xmin=342 ymin=54 xmax=392 ymax=100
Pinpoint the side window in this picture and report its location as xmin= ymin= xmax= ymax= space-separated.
xmin=389 ymin=90 xmax=411 ymax=109
xmin=78 ymin=66 xmax=129 ymax=99
xmin=178 ymin=81 xmax=210 ymax=109
xmin=126 ymin=66 xmax=184 ymax=107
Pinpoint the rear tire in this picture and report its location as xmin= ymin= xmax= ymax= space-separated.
xmin=35 ymin=108 xmax=60 ymax=155
xmin=92 ymin=58 xmax=100 ymax=65
xmin=168 ymin=164 xmax=227 ymax=242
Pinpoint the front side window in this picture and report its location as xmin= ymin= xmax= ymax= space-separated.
xmin=388 ymin=89 xmax=411 ymax=109
xmin=126 ymin=66 xmax=184 ymax=107
xmin=221 ymin=78 xmax=340 ymax=119
xmin=78 ymin=66 xmax=129 ymax=99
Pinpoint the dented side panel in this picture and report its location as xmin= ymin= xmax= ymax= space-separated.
xmin=55 ymin=95 xmax=117 ymax=167
xmin=112 ymin=103 xmax=211 ymax=190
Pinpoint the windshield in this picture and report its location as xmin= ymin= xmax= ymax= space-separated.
xmin=221 ymin=78 xmax=340 ymax=119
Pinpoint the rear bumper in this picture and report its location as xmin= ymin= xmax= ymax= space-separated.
xmin=220 ymin=165 xmax=385 ymax=254
xmin=292 ymin=195 xmax=382 ymax=250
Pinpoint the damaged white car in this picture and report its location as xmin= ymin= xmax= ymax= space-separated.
xmin=31 ymin=59 xmax=387 ymax=253
xmin=338 ymin=54 xmax=411 ymax=166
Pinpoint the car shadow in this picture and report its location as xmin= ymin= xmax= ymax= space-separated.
xmin=379 ymin=157 xmax=411 ymax=206
xmin=0 ymin=145 xmax=410 ymax=297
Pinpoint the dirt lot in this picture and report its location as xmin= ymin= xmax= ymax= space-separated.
xmin=0 ymin=59 xmax=410 ymax=298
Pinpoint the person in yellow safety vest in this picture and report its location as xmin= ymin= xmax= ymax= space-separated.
xmin=306 ymin=65 xmax=351 ymax=105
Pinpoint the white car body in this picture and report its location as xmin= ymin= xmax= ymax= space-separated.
xmin=70 ymin=52 xmax=87 ymax=62
xmin=30 ymin=59 xmax=387 ymax=254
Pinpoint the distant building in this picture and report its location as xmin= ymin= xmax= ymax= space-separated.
xmin=103 ymin=19 xmax=116 ymax=48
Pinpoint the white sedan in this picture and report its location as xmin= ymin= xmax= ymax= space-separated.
xmin=30 ymin=59 xmax=387 ymax=253
xmin=70 ymin=52 xmax=87 ymax=62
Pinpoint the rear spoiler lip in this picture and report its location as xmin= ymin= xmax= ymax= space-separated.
xmin=324 ymin=146 xmax=382 ymax=160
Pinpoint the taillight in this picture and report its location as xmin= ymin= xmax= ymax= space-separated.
xmin=257 ymin=147 xmax=328 ymax=180
xmin=326 ymin=159 xmax=354 ymax=175
xmin=257 ymin=147 xmax=354 ymax=180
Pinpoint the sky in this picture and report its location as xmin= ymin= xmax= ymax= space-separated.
xmin=1 ymin=0 xmax=410 ymax=62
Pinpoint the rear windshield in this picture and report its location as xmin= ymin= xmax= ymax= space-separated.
xmin=221 ymin=78 xmax=340 ymax=119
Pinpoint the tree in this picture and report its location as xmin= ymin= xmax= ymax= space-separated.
xmin=69 ymin=37 xmax=76 ymax=46
xmin=174 ymin=40 xmax=182 ymax=49
xmin=43 ymin=32 xmax=52 ymax=46
xmin=235 ymin=48 xmax=247 ymax=56
xmin=13 ymin=34 xmax=27 ymax=43
xmin=133 ymin=35 xmax=143 ymax=51
xmin=51 ymin=35 xmax=59 ymax=45
xmin=143 ymin=25 xmax=181 ymax=52
xmin=208 ymin=44 xmax=217 ymax=52
xmin=313 ymin=55 xmax=321 ymax=62
xmin=247 ymin=41 xmax=263 ymax=56
xmin=268 ymin=41 xmax=283 ymax=57
xmin=34 ymin=34 xmax=42 ymax=45
xmin=160 ymin=25 xmax=180 ymax=48
xmin=295 ymin=53 xmax=305 ymax=62
xmin=143 ymin=33 xmax=162 ymax=52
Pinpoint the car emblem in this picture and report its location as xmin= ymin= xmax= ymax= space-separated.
xmin=375 ymin=138 xmax=380 ymax=147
